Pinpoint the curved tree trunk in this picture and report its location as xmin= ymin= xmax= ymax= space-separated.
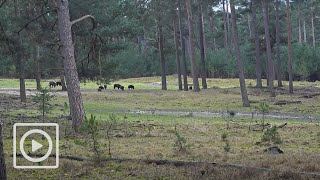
xmin=185 ymin=0 xmax=200 ymax=92
xmin=198 ymin=1 xmax=207 ymax=89
xmin=276 ymin=0 xmax=283 ymax=87
xmin=178 ymin=0 xmax=188 ymax=91
xmin=0 ymin=122 xmax=7 ymax=180
xmin=251 ymin=0 xmax=262 ymax=88
xmin=230 ymin=0 xmax=250 ymax=107
xmin=262 ymin=0 xmax=275 ymax=97
xmin=57 ymin=0 xmax=85 ymax=130
xmin=286 ymin=0 xmax=294 ymax=94
xmin=158 ymin=22 xmax=167 ymax=90
xmin=173 ymin=18 xmax=182 ymax=90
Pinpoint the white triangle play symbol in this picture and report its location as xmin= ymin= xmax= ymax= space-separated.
xmin=32 ymin=140 xmax=43 ymax=152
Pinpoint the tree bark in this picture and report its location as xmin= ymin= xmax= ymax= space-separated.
xmin=286 ymin=0 xmax=294 ymax=94
xmin=230 ymin=0 xmax=250 ymax=107
xmin=311 ymin=5 xmax=315 ymax=47
xmin=262 ymin=0 xmax=275 ymax=97
xmin=303 ymin=20 xmax=307 ymax=43
xmin=158 ymin=22 xmax=167 ymax=90
xmin=275 ymin=0 xmax=283 ymax=87
xmin=198 ymin=1 xmax=207 ymax=89
xmin=14 ymin=0 xmax=26 ymax=103
xmin=0 ymin=122 xmax=7 ymax=180
xmin=178 ymin=0 xmax=189 ymax=91
xmin=57 ymin=0 xmax=85 ymax=130
xmin=251 ymin=0 xmax=262 ymax=88
xmin=173 ymin=18 xmax=182 ymax=90
xmin=60 ymin=70 xmax=67 ymax=91
xmin=185 ymin=0 xmax=200 ymax=92
xmin=298 ymin=5 xmax=302 ymax=44
xmin=222 ymin=0 xmax=228 ymax=48
xmin=35 ymin=45 xmax=41 ymax=90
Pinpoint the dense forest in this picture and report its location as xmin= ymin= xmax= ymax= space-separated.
xmin=1 ymin=0 xmax=320 ymax=82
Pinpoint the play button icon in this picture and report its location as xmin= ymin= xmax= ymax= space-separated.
xmin=19 ymin=129 xmax=53 ymax=163
xmin=32 ymin=140 xmax=43 ymax=152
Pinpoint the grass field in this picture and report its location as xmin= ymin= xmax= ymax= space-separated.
xmin=1 ymin=76 xmax=320 ymax=179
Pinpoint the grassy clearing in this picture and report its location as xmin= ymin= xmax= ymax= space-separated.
xmin=1 ymin=76 xmax=320 ymax=179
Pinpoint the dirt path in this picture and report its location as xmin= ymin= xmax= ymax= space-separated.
xmin=125 ymin=109 xmax=320 ymax=121
xmin=0 ymin=88 xmax=67 ymax=96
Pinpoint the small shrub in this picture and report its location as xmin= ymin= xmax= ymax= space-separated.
xmin=257 ymin=102 xmax=270 ymax=130
xmin=81 ymin=114 xmax=101 ymax=161
xmin=32 ymin=87 xmax=55 ymax=123
xmin=261 ymin=126 xmax=282 ymax=145
xmin=221 ymin=132 xmax=231 ymax=153
xmin=173 ymin=126 xmax=190 ymax=152
xmin=105 ymin=114 xmax=118 ymax=157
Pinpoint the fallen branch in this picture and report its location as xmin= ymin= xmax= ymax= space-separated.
xmin=278 ymin=122 xmax=287 ymax=128
xmin=274 ymin=101 xmax=302 ymax=105
xmin=11 ymin=153 xmax=320 ymax=177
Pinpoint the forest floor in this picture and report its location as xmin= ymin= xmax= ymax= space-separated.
xmin=1 ymin=76 xmax=320 ymax=179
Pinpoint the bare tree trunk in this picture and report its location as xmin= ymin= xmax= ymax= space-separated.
xmin=227 ymin=0 xmax=232 ymax=48
xmin=60 ymin=70 xmax=67 ymax=91
xmin=14 ymin=0 xmax=26 ymax=103
xmin=286 ymin=0 xmax=294 ymax=94
xmin=276 ymin=0 xmax=283 ymax=87
xmin=178 ymin=0 xmax=188 ymax=91
xmin=248 ymin=14 xmax=252 ymax=38
xmin=298 ymin=5 xmax=302 ymax=44
xmin=35 ymin=45 xmax=41 ymax=90
xmin=57 ymin=0 xmax=85 ymax=130
xmin=208 ymin=13 xmax=217 ymax=50
xmin=0 ymin=122 xmax=6 ymax=180
xmin=251 ymin=0 xmax=262 ymax=88
xmin=222 ymin=0 xmax=228 ymax=48
xmin=173 ymin=18 xmax=182 ymax=90
xmin=230 ymin=0 xmax=250 ymax=107
xmin=158 ymin=22 xmax=167 ymax=90
xmin=186 ymin=0 xmax=200 ymax=92
xmin=198 ymin=1 xmax=207 ymax=89
xmin=303 ymin=20 xmax=307 ymax=43
xmin=262 ymin=0 xmax=275 ymax=97
xmin=311 ymin=5 xmax=315 ymax=47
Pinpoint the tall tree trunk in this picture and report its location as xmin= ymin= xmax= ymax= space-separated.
xmin=186 ymin=0 xmax=200 ymax=92
xmin=298 ymin=5 xmax=302 ymax=44
xmin=311 ymin=5 xmax=315 ymax=47
xmin=227 ymin=0 xmax=232 ymax=48
xmin=286 ymin=0 xmax=294 ymax=94
xmin=178 ymin=0 xmax=188 ymax=91
xmin=276 ymin=0 xmax=283 ymax=87
xmin=251 ymin=0 xmax=262 ymax=88
xmin=0 ymin=122 xmax=7 ymax=180
xmin=303 ymin=20 xmax=307 ymax=43
xmin=230 ymin=0 xmax=250 ymax=107
xmin=60 ymin=70 xmax=67 ymax=91
xmin=173 ymin=18 xmax=182 ymax=90
xmin=158 ymin=22 xmax=167 ymax=90
xmin=248 ymin=14 xmax=252 ymax=38
xmin=14 ymin=0 xmax=26 ymax=103
xmin=35 ymin=45 xmax=41 ymax=90
xmin=208 ymin=13 xmax=217 ymax=50
xmin=262 ymin=0 xmax=275 ymax=97
xmin=198 ymin=1 xmax=207 ymax=89
xmin=57 ymin=0 xmax=85 ymax=130
xmin=222 ymin=0 xmax=228 ymax=48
